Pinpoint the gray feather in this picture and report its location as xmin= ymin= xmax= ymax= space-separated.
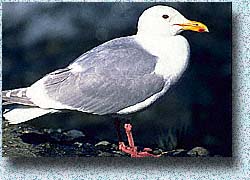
xmin=43 ymin=37 xmax=165 ymax=115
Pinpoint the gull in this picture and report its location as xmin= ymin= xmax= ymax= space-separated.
xmin=3 ymin=5 xmax=208 ymax=157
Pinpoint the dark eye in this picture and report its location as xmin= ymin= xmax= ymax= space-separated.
xmin=162 ymin=15 xmax=169 ymax=19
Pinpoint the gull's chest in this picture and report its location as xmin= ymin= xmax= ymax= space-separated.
xmin=136 ymin=35 xmax=190 ymax=81
xmin=153 ymin=36 xmax=190 ymax=80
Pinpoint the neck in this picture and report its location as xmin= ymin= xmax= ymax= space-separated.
xmin=135 ymin=31 xmax=174 ymax=57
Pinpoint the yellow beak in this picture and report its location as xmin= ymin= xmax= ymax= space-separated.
xmin=175 ymin=20 xmax=209 ymax=32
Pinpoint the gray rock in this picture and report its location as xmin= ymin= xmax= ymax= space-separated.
xmin=74 ymin=142 xmax=83 ymax=147
xmin=95 ymin=141 xmax=111 ymax=150
xmin=98 ymin=152 xmax=113 ymax=157
xmin=152 ymin=149 xmax=163 ymax=155
xmin=63 ymin=130 xmax=85 ymax=141
xmin=111 ymin=143 xmax=118 ymax=150
xmin=187 ymin=147 xmax=210 ymax=157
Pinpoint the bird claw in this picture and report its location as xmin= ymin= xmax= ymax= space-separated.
xmin=119 ymin=142 xmax=160 ymax=158
xmin=118 ymin=123 xmax=161 ymax=158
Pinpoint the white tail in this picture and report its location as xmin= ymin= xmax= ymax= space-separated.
xmin=3 ymin=107 xmax=59 ymax=124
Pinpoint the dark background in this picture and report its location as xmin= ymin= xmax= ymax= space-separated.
xmin=2 ymin=3 xmax=232 ymax=156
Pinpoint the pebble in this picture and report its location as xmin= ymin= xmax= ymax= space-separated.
xmin=152 ymin=149 xmax=163 ymax=155
xmin=57 ymin=129 xmax=62 ymax=133
xmin=98 ymin=152 xmax=113 ymax=157
xmin=187 ymin=147 xmax=210 ymax=157
xmin=74 ymin=142 xmax=83 ymax=147
xmin=95 ymin=141 xmax=111 ymax=148
xmin=111 ymin=143 xmax=118 ymax=149
xmin=63 ymin=129 xmax=85 ymax=141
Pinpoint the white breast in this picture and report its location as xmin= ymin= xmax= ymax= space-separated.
xmin=135 ymin=35 xmax=190 ymax=81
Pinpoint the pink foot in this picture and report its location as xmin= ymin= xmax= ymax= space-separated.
xmin=118 ymin=123 xmax=161 ymax=158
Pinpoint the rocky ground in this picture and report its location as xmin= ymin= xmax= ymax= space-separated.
xmin=3 ymin=121 xmax=216 ymax=158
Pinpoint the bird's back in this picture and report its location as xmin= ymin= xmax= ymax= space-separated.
xmin=25 ymin=36 xmax=166 ymax=115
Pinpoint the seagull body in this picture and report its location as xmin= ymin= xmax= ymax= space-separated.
xmin=3 ymin=5 xmax=208 ymax=125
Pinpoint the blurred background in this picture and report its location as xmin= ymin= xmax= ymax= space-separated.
xmin=2 ymin=2 xmax=232 ymax=156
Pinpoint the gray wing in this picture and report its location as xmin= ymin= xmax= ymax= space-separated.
xmin=43 ymin=37 xmax=165 ymax=115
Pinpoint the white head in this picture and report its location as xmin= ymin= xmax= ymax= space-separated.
xmin=137 ymin=5 xmax=208 ymax=37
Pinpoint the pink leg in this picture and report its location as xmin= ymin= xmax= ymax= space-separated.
xmin=118 ymin=123 xmax=161 ymax=158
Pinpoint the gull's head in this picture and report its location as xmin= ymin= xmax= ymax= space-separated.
xmin=137 ymin=5 xmax=209 ymax=37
